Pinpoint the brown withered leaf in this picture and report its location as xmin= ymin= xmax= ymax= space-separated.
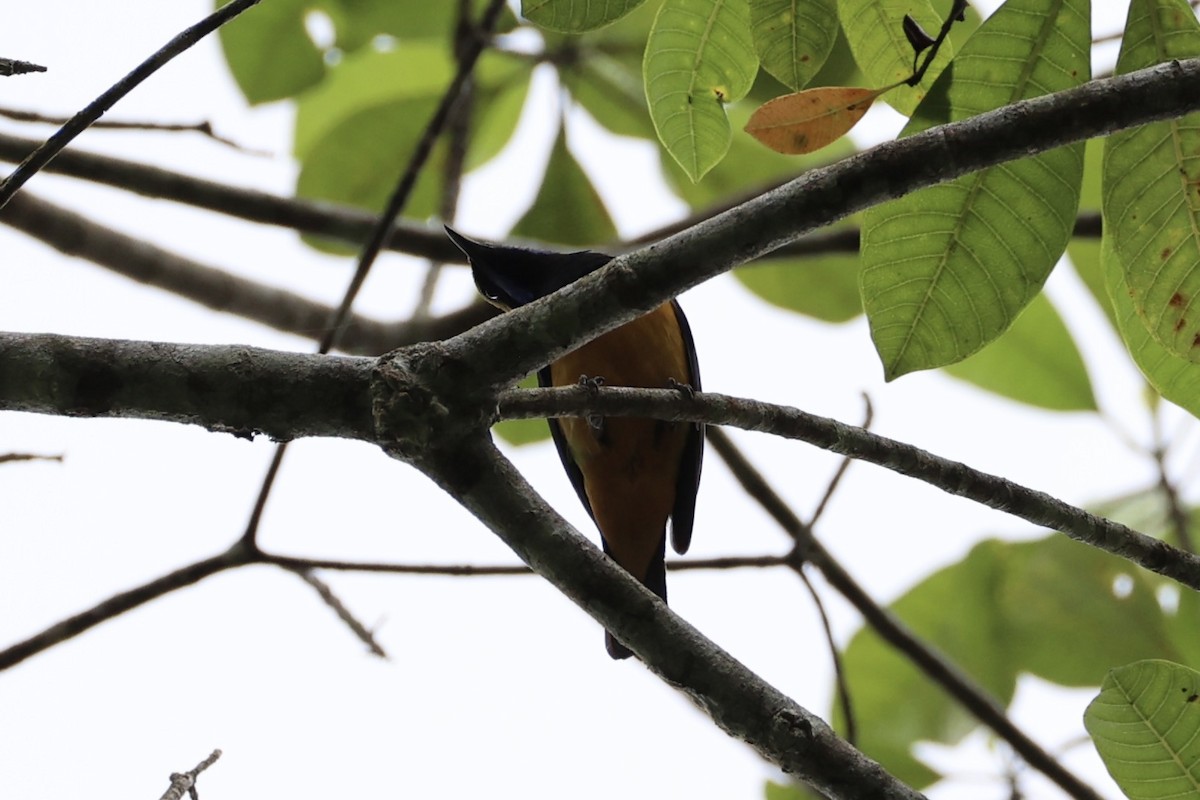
xmin=744 ymin=86 xmax=886 ymax=155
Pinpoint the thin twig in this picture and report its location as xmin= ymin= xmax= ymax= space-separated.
xmin=0 ymin=0 xmax=262 ymax=207
xmin=0 ymin=548 xmax=250 ymax=671
xmin=0 ymin=452 xmax=62 ymax=464
xmin=1151 ymin=407 xmax=1194 ymax=553
xmin=318 ymin=0 xmax=508 ymax=355
xmin=290 ymin=569 xmax=388 ymax=658
xmin=264 ymin=553 xmax=787 ymax=575
xmin=797 ymin=567 xmax=857 ymax=745
xmin=0 ymin=59 xmax=47 ymax=77
xmin=158 ymin=749 xmax=222 ymax=800
xmin=809 ymin=395 xmax=874 ymax=529
xmin=0 ymin=106 xmax=258 ymax=151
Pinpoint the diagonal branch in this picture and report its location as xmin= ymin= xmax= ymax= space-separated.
xmin=411 ymin=433 xmax=926 ymax=800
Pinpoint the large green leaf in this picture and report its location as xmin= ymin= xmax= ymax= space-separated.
xmin=1000 ymin=537 xmax=1179 ymax=686
xmin=1104 ymin=236 xmax=1200 ymax=418
xmin=836 ymin=0 xmax=954 ymax=115
xmin=511 ymin=127 xmax=619 ymax=245
xmin=217 ymin=0 xmax=327 ymax=104
xmin=1085 ymin=661 xmax=1200 ymax=799
xmin=749 ymin=0 xmax=838 ymax=90
xmin=523 ymin=0 xmax=647 ymax=31
xmin=941 ymin=293 xmax=1096 ymax=412
xmin=841 ymin=534 xmax=1183 ymax=788
xmin=295 ymin=46 xmax=530 ymax=222
xmin=1103 ymin=0 xmax=1200 ymax=363
xmin=644 ymin=0 xmax=759 ymax=181
xmin=734 ymin=239 xmax=862 ymax=322
xmin=860 ymin=0 xmax=1090 ymax=379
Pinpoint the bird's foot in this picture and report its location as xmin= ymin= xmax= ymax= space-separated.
xmin=578 ymin=375 xmax=607 ymax=439
xmin=668 ymin=376 xmax=696 ymax=399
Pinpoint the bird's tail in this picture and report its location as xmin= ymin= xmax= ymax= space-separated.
xmin=603 ymin=536 xmax=667 ymax=660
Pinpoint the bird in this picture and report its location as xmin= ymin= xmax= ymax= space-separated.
xmin=445 ymin=226 xmax=704 ymax=659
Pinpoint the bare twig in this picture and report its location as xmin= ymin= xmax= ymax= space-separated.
xmin=0 ymin=106 xmax=257 ymax=151
xmin=0 ymin=452 xmax=62 ymax=464
xmin=158 ymin=749 xmax=222 ymax=800
xmin=0 ymin=549 xmax=249 ymax=671
xmin=809 ymin=395 xmax=873 ymax=529
xmin=263 ymin=553 xmax=787 ymax=575
xmin=0 ymin=0 xmax=262 ymax=207
xmin=291 ymin=569 xmax=388 ymax=658
xmin=1151 ymin=408 xmax=1194 ymax=553
xmin=796 ymin=566 xmax=857 ymax=745
xmin=0 ymin=59 xmax=47 ymax=77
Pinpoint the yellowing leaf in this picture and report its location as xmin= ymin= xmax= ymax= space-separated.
xmin=743 ymin=86 xmax=883 ymax=154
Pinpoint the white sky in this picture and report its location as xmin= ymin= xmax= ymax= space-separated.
xmin=0 ymin=2 xmax=1180 ymax=799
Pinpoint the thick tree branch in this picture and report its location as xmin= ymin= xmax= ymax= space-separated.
xmin=500 ymin=385 xmax=1200 ymax=592
xmin=442 ymin=59 xmax=1200 ymax=390
xmin=0 ymin=333 xmax=376 ymax=441
xmin=3 ymin=334 xmax=1195 ymax=594
xmin=411 ymin=433 xmax=925 ymax=800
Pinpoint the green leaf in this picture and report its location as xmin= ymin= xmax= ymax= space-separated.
xmin=942 ymin=293 xmax=1096 ymax=411
xmin=331 ymin=0 xmax=517 ymax=48
xmin=841 ymin=534 xmax=1184 ymax=787
xmin=511 ymin=127 xmax=619 ymax=245
xmin=1001 ymin=537 xmax=1180 ymax=686
xmin=1104 ymin=236 xmax=1200 ymax=418
xmin=644 ymin=0 xmax=759 ymax=181
xmin=1103 ymin=0 xmax=1200 ymax=363
xmin=295 ymin=47 xmax=530 ymax=222
xmin=494 ymin=374 xmax=551 ymax=445
xmin=556 ymin=2 xmax=662 ymax=139
xmin=859 ymin=0 xmax=1090 ymax=379
xmin=836 ymin=0 xmax=953 ymax=115
xmin=1085 ymin=660 xmax=1200 ymax=799
xmin=764 ymin=781 xmax=821 ymax=800
xmin=749 ymin=0 xmax=839 ymax=90
xmin=217 ymin=0 xmax=326 ymax=104
xmin=734 ymin=241 xmax=862 ymax=322
xmin=523 ymin=0 xmax=648 ymax=31
xmin=837 ymin=539 xmax=1014 ymax=788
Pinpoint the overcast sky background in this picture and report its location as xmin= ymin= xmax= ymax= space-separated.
xmin=0 ymin=2 xmax=1183 ymax=799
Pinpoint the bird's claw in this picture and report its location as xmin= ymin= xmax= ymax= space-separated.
xmin=668 ymin=377 xmax=696 ymax=399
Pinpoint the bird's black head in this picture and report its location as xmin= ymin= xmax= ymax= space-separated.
xmin=444 ymin=226 xmax=613 ymax=310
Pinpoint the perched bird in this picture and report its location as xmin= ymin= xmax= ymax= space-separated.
xmin=445 ymin=226 xmax=703 ymax=659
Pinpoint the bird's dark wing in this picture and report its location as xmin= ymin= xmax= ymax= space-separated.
xmin=669 ymin=299 xmax=704 ymax=556
xmin=538 ymin=366 xmax=595 ymax=523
